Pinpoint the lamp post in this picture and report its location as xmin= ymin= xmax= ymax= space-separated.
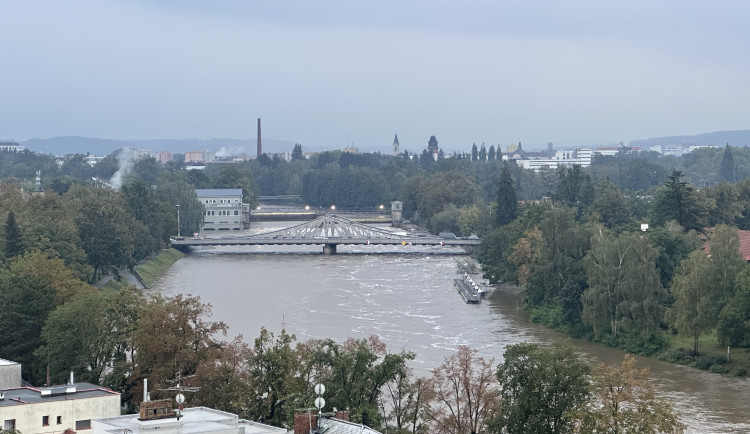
xmin=176 ymin=204 xmax=181 ymax=238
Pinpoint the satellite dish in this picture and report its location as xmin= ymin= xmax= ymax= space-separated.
xmin=315 ymin=396 xmax=326 ymax=410
xmin=315 ymin=383 xmax=326 ymax=395
xmin=175 ymin=393 xmax=185 ymax=404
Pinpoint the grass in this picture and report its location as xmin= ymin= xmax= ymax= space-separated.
xmin=99 ymin=248 xmax=185 ymax=291
xmin=135 ymin=248 xmax=185 ymax=286
xmin=659 ymin=331 xmax=750 ymax=377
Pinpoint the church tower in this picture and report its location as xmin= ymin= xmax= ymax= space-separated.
xmin=393 ymin=134 xmax=400 ymax=155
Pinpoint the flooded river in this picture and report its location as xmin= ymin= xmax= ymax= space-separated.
xmin=152 ymin=222 xmax=750 ymax=433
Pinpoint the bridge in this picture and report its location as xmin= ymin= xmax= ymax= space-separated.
xmin=171 ymin=215 xmax=481 ymax=254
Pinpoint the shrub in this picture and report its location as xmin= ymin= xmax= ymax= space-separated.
xmin=658 ymin=347 xmax=695 ymax=365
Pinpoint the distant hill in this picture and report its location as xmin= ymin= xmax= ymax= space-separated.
xmin=629 ymin=130 xmax=750 ymax=148
xmin=22 ymin=136 xmax=297 ymax=156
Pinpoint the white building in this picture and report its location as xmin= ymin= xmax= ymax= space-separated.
xmin=93 ymin=406 xmax=286 ymax=434
xmin=196 ymin=189 xmax=246 ymax=231
xmin=516 ymin=148 xmax=592 ymax=171
xmin=0 ymin=141 xmax=24 ymax=152
xmin=0 ymin=380 xmax=120 ymax=433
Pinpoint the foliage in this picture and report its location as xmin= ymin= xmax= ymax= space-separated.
xmin=3 ymin=209 xmax=24 ymax=259
xmin=716 ymin=266 xmax=750 ymax=347
xmin=650 ymin=170 xmax=708 ymax=232
xmin=495 ymin=162 xmax=517 ymax=227
xmin=582 ymin=229 xmax=666 ymax=340
xmin=492 ymin=342 xmax=590 ymax=434
xmin=666 ymin=251 xmax=714 ymax=357
xmin=426 ymin=346 xmax=499 ymax=434
xmin=575 ymin=355 xmax=685 ymax=433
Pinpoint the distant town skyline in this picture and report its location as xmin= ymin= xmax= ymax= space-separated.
xmin=2 ymin=1 xmax=749 ymax=152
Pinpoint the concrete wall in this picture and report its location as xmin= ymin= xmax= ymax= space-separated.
xmin=0 ymin=394 xmax=120 ymax=434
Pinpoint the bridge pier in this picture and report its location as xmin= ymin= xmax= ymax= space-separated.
xmin=323 ymin=243 xmax=337 ymax=255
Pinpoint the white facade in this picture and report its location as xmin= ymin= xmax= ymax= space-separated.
xmin=516 ymin=148 xmax=592 ymax=171
xmin=196 ymin=189 xmax=245 ymax=231
xmin=0 ymin=383 xmax=120 ymax=434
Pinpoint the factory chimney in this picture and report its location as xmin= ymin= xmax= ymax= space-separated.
xmin=257 ymin=118 xmax=262 ymax=158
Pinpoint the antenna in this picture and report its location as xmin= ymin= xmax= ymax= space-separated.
xmin=160 ymin=373 xmax=200 ymax=420
xmin=314 ymin=383 xmax=326 ymax=429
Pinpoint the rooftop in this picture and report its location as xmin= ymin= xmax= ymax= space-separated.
xmin=195 ymin=188 xmax=243 ymax=197
xmin=0 ymin=383 xmax=119 ymax=407
xmin=93 ymin=406 xmax=286 ymax=434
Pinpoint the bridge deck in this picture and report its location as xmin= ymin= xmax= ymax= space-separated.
xmin=171 ymin=237 xmax=480 ymax=247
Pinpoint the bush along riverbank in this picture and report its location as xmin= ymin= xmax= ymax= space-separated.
xmin=526 ymin=303 xmax=750 ymax=378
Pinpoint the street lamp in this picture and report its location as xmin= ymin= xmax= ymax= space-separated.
xmin=330 ymin=205 xmax=336 ymax=211
xmin=176 ymin=204 xmax=181 ymax=238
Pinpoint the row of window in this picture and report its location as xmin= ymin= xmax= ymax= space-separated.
xmin=4 ymin=416 xmax=90 ymax=430
xmin=203 ymin=199 xmax=239 ymax=204
xmin=205 ymin=210 xmax=239 ymax=216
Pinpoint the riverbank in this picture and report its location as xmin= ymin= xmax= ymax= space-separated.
xmin=99 ymin=248 xmax=184 ymax=291
xmin=525 ymin=302 xmax=750 ymax=378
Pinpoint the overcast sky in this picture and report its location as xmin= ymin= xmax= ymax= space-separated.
xmin=1 ymin=1 xmax=749 ymax=152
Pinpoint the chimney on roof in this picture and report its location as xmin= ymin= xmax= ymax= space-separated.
xmin=257 ymin=118 xmax=262 ymax=158
xmin=69 ymin=371 xmax=74 ymax=385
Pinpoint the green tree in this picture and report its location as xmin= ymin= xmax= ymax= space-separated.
xmin=705 ymin=182 xmax=741 ymax=226
xmin=582 ymin=229 xmax=666 ymax=341
xmin=291 ymin=143 xmax=304 ymax=161
xmin=576 ymin=355 xmax=684 ymax=433
xmin=553 ymin=165 xmax=594 ymax=216
xmin=471 ymin=143 xmax=479 ymax=161
xmin=427 ymin=346 xmax=499 ymax=434
xmin=525 ymin=207 xmax=591 ymax=327
xmin=666 ymin=250 xmax=714 ymax=357
xmin=587 ymin=180 xmax=632 ymax=230
xmin=495 ymin=162 xmax=517 ymax=227
xmin=488 ymin=145 xmax=496 ymax=161
xmin=3 ymin=209 xmax=24 ymax=259
xmin=492 ymin=342 xmax=589 ymax=434
xmin=719 ymin=144 xmax=735 ymax=182
xmin=479 ymin=144 xmax=487 ymax=162
xmin=717 ymin=266 xmax=750 ymax=347
xmin=647 ymin=221 xmax=701 ymax=289
xmin=0 ymin=256 xmax=57 ymax=383
xmin=246 ymin=327 xmax=304 ymax=427
xmin=316 ymin=336 xmax=414 ymax=429
xmin=650 ymin=170 xmax=708 ymax=232
xmin=66 ymin=185 xmax=135 ymax=283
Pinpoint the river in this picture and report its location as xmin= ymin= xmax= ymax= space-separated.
xmin=151 ymin=221 xmax=750 ymax=433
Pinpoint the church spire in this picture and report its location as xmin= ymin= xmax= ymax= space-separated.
xmin=393 ymin=134 xmax=400 ymax=155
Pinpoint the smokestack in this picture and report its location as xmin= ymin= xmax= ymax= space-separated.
xmin=257 ymin=118 xmax=262 ymax=158
xmin=144 ymin=378 xmax=148 ymax=402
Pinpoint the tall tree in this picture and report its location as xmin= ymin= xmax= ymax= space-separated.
xmin=3 ymin=209 xmax=24 ymax=259
xmin=576 ymin=355 xmax=684 ymax=433
xmin=291 ymin=143 xmax=304 ymax=161
xmin=719 ymin=144 xmax=735 ymax=182
xmin=246 ymin=327 xmax=304 ymax=427
xmin=479 ymin=144 xmax=487 ymax=162
xmin=666 ymin=250 xmax=714 ymax=357
xmin=471 ymin=143 xmax=478 ymax=161
xmin=553 ymin=165 xmax=594 ymax=215
xmin=427 ymin=346 xmax=499 ymax=434
xmin=717 ymin=266 xmax=750 ymax=347
xmin=488 ymin=145 xmax=496 ymax=161
xmin=491 ymin=342 xmax=589 ymax=434
xmin=582 ymin=229 xmax=666 ymax=341
xmin=495 ymin=162 xmax=517 ymax=227
xmin=650 ymin=170 xmax=708 ymax=232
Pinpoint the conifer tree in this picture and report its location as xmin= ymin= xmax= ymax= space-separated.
xmin=495 ymin=162 xmax=517 ymax=227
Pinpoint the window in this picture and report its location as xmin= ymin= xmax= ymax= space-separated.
xmin=75 ymin=419 xmax=91 ymax=430
xmin=4 ymin=420 xmax=15 ymax=430
xmin=57 ymin=416 xmax=62 ymax=424
xmin=43 ymin=415 xmax=49 ymax=426
xmin=234 ymin=210 xmax=239 ymax=215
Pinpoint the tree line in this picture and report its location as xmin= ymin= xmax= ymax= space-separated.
xmin=482 ymin=161 xmax=750 ymax=374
